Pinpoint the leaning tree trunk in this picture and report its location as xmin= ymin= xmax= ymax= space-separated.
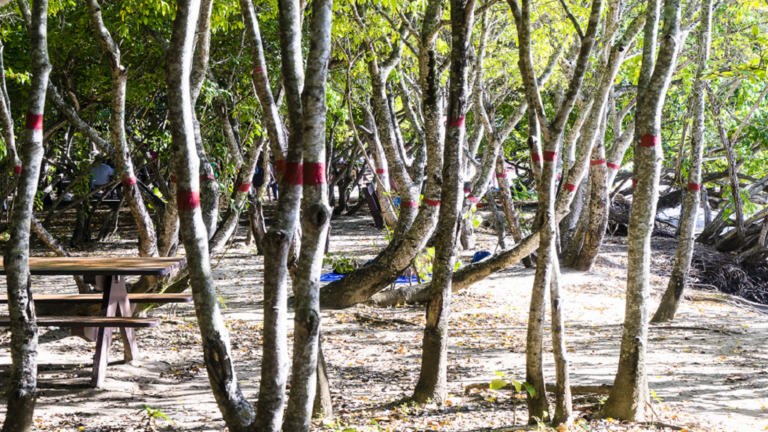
xmin=165 ymin=0 xmax=255 ymax=430
xmin=85 ymin=0 xmax=158 ymax=258
xmin=602 ymin=0 xmax=682 ymax=421
xmin=281 ymin=1 xmax=333 ymax=430
xmin=0 ymin=39 xmax=21 ymax=177
xmin=2 ymin=0 xmax=50 ymax=428
xmin=651 ymin=0 xmax=712 ymax=323
xmin=412 ymin=0 xmax=473 ymax=404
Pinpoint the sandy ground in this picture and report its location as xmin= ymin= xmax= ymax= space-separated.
xmin=0 ymin=207 xmax=766 ymax=432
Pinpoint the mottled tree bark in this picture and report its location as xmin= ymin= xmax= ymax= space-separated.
xmin=85 ymin=0 xmax=158 ymax=258
xmin=165 ymin=0 xmax=255 ymax=430
xmin=254 ymin=0 xmax=306 ymax=429
xmin=602 ymin=0 xmax=682 ymax=421
xmin=0 ymin=39 xmax=20 ymax=175
xmin=2 ymin=0 xmax=51 ymax=429
xmin=509 ymin=0 xmax=603 ymax=422
xmin=651 ymin=0 xmax=712 ymax=322
xmin=30 ymin=216 xmax=90 ymax=293
xmin=412 ymin=0 xmax=473 ymax=404
xmin=282 ymin=2 xmax=333 ymax=429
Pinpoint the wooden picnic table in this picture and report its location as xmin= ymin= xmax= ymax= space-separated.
xmin=0 ymin=257 xmax=190 ymax=388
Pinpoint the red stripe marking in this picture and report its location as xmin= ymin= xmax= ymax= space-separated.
xmin=531 ymin=153 xmax=542 ymax=162
xmin=468 ymin=196 xmax=479 ymax=204
xmin=496 ymin=173 xmax=507 ymax=178
xmin=122 ymin=177 xmax=137 ymax=187
xmin=376 ymin=169 xmax=387 ymax=174
xmin=557 ymin=174 xmax=562 ymax=179
xmin=177 ymin=191 xmax=200 ymax=210
xmin=253 ymin=67 xmax=266 ymax=74
xmin=591 ymin=159 xmax=606 ymax=165
xmin=531 ymin=172 xmax=535 ymax=177
xmin=401 ymin=201 xmax=418 ymax=208
xmin=687 ymin=183 xmax=700 ymax=192
xmin=543 ymin=151 xmax=557 ymax=162
xmin=200 ymin=174 xmax=215 ymax=182
xmin=564 ymin=183 xmax=577 ymax=192
xmin=170 ymin=176 xmax=177 ymax=183
xmin=447 ymin=117 xmax=465 ymax=128
xmin=607 ymin=163 xmax=621 ymax=170
xmin=275 ymin=160 xmax=285 ymax=173
xmin=13 ymin=166 xmax=21 ymax=175
xmin=238 ymin=182 xmax=252 ymax=193
xmin=463 ymin=189 xmax=471 ymax=194
xmin=283 ymin=161 xmax=303 ymax=186
xmin=25 ymin=113 xmax=43 ymax=130
xmin=641 ymin=134 xmax=660 ymax=148
xmin=303 ymin=162 xmax=326 ymax=186
xmin=632 ymin=179 xmax=638 ymax=188
xmin=423 ymin=198 xmax=440 ymax=207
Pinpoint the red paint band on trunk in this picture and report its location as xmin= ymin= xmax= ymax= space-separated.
xmin=447 ymin=117 xmax=465 ymax=128
xmin=283 ymin=161 xmax=303 ymax=185
xmin=13 ymin=166 xmax=21 ymax=175
xmin=463 ymin=189 xmax=471 ymax=194
xmin=303 ymin=162 xmax=326 ymax=186
xmin=177 ymin=191 xmax=200 ymax=210
xmin=641 ymin=134 xmax=660 ymax=148
xmin=496 ymin=173 xmax=507 ymax=178
xmin=170 ymin=176 xmax=177 ymax=183
xmin=557 ymin=174 xmax=562 ymax=179
xmin=200 ymin=174 xmax=215 ymax=182
xmin=591 ymin=159 xmax=606 ymax=165
xmin=423 ymin=198 xmax=440 ymax=207
xmin=564 ymin=183 xmax=577 ymax=192
xmin=632 ymin=179 xmax=638 ymax=188
xmin=25 ymin=113 xmax=43 ymax=131
xmin=531 ymin=172 xmax=535 ymax=177
xmin=543 ymin=151 xmax=557 ymax=162
xmin=253 ymin=67 xmax=265 ymax=74
xmin=275 ymin=160 xmax=285 ymax=173
xmin=687 ymin=183 xmax=701 ymax=191
xmin=531 ymin=153 xmax=542 ymax=162
xmin=122 ymin=177 xmax=137 ymax=187
xmin=238 ymin=183 xmax=252 ymax=192
xmin=376 ymin=169 xmax=387 ymax=174
xmin=401 ymin=201 xmax=418 ymax=208
xmin=607 ymin=163 xmax=620 ymax=170
xmin=468 ymin=196 xmax=479 ymax=204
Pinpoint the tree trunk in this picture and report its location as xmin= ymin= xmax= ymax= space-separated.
xmin=282 ymin=1 xmax=333 ymax=429
xmin=2 ymin=0 xmax=51 ymax=428
xmin=651 ymin=0 xmax=712 ymax=323
xmin=85 ymin=0 xmax=158 ymax=258
xmin=602 ymin=0 xmax=682 ymax=421
xmin=254 ymin=0 xmax=307 ymax=429
xmin=312 ymin=339 xmax=333 ymax=420
xmin=412 ymin=0 xmax=473 ymax=404
xmin=165 ymin=0 xmax=255 ymax=430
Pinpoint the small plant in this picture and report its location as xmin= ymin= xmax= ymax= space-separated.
xmin=323 ymin=252 xmax=361 ymax=274
xmin=489 ymin=371 xmax=535 ymax=397
xmin=137 ymin=404 xmax=174 ymax=428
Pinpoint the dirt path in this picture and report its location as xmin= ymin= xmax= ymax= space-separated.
xmin=0 ymin=209 xmax=766 ymax=431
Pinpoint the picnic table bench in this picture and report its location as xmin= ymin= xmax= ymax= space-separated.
xmin=0 ymin=257 xmax=190 ymax=388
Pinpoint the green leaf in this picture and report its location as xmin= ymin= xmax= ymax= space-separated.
xmin=511 ymin=380 xmax=523 ymax=393
xmin=494 ymin=371 xmax=506 ymax=377
xmin=752 ymin=25 xmax=759 ymax=37
xmin=490 ymin=379 xmax=508 ymax=390
xmin=522 ymin=382 xmax=535 ymax=397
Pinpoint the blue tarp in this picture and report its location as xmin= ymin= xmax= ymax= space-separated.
xmin=472 ymin=251 xmax=492 ymax=263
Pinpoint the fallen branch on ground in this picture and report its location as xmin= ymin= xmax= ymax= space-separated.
xmin=463 ymin=382 xmax=612 ymax=395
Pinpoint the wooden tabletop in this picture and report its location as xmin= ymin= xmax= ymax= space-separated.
xmin=0 ymin=257 xmax=187 ymax=276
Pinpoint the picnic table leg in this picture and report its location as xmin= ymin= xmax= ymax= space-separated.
xmin=74 ymin=275 xmax=111 ymax=342
xmin=91 ymin=277 xmax=120 ymax=388
xmin=112 ymin=276 xmax=138 ymax=362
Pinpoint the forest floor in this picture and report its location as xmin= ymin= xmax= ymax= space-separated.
xmin=0 ymin=205 xmax=767 ymax=432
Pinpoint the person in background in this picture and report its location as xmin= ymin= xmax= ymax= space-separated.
xmin=90 ymin=159 xmax=115 ymax=198
xmin=253 ymin=154 xmax=265 ymax=194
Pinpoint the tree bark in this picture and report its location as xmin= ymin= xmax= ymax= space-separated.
xmin=85 ymin=0 xmax=158 ymax=258
xmin=165 ymin=0 xmax=255 ymax=430
xmin=602 ymin=0 xmax=682 ymax=421
xmin=412 ymin=0 xmax=474 ymax=404
xmin=282 ymin=0 xmax=333 ymax=429
xmin=651 ymin=0 xmax=712 ymax=323
xmin=2 ymin=0 xmax=51 ymax=429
